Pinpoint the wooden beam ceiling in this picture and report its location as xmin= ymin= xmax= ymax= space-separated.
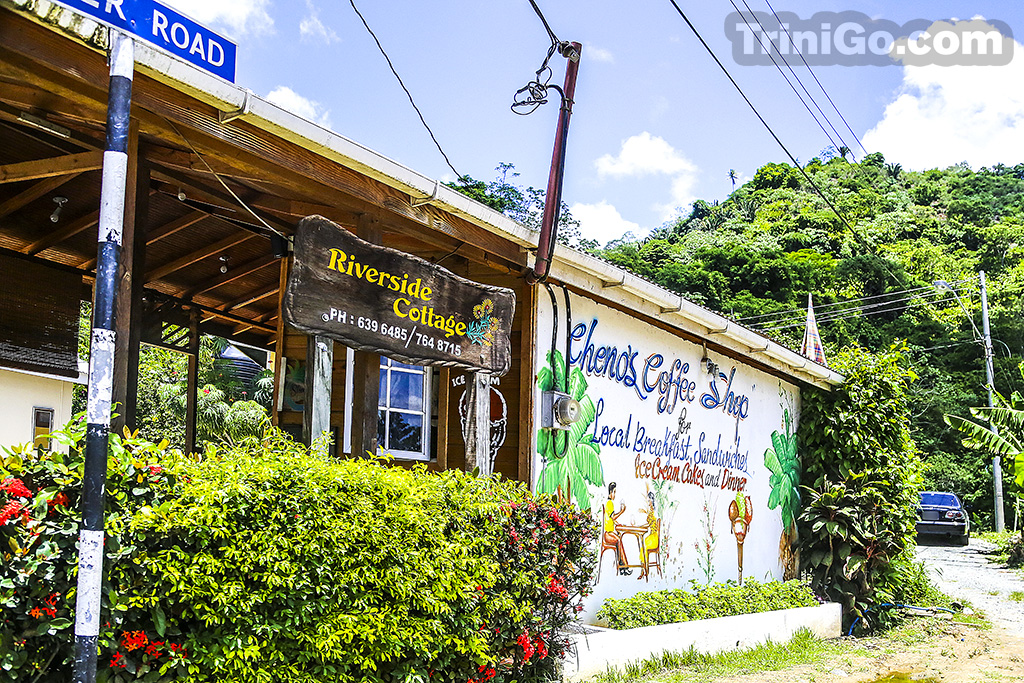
xmin=0 ymin=172 xmax=81 ymax=219
xmin=21 ymin=207 xmax=99 ymax=256
xmin=146 ymin=231 xmax=257 ymax=283
xmin=0 ymin=150 xmax=102 ymax=183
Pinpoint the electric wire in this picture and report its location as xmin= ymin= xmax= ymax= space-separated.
xmin=730 ymin=0 xmax=850 ymax=158
xmin=756 ymin=292 xmax=951 ymax=331
xmin=749 ymin=280 xmax=982 ymax=332
xmin=664 ymin=0 xmax=896 ymax=283
xmin=347 ymin=0 xmax=461 ymax=179
xmin=164 ymin=118 xmax=288 ymax=240
xmin=513 ymin=0 xmax=573 ymax=115
xmin=763 ymin=0 xmax=868 ymax=156
xmin=757 ymin=290 xmax=971 ymax=330
xmin=737 ymin=280 xmax=970 ymax=323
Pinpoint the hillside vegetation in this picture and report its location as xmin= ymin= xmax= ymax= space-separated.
xmin=593 ymin=153 xmax=1024 ymax=527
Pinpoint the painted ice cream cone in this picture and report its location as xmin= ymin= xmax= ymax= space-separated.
xmin=728 ymin=494 xmax=753 ymax=584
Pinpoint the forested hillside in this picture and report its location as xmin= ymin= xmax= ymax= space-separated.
xmin=592 ymin=152 xmax=1024 ymax=528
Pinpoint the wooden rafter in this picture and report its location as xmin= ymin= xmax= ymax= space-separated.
xmin=200 ymin=284 xmax=278 ymax=323
xmin=146 ymin=231 xmax=257 ymax=283
xmin=145 ymin=210 xmax=206 ymax=246
xmin=22 ymin=207 xmax=99 ymax=256
xmin=228 ymin=283 xmax=278 ymax=311
xmin=0 ymin=172 xmax=81 ymax=219
xmin=0 ymin=150 xmax=102 ymax=183
xmin=182 ymin=253 xmax=277 ymax=299
xmin=150 ymin=169 xmax=293 ymax=235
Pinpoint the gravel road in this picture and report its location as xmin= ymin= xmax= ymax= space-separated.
xmin=915 ymin=536 xmax=1024 ymax=631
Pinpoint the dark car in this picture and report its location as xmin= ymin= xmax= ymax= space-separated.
xmin=916 ymin=491 xmax=970 ymax=545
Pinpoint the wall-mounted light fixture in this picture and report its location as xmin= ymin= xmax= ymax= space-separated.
xmin=50 ymin=196 xmax=68 ymax=223
xmin=219 ymin=255 xmax=230 ymax=274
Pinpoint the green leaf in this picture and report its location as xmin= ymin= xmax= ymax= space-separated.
xmin=154 ymin=604 xmax=167 ymax=637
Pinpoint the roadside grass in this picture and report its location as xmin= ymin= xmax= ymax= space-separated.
xmin=976 ymin=530 xmax=1024 ymax=578
xmin=1010 ymin=591 xmax=1024 ymax=602
xmin=587 ymin=616 xmax=990 ymax=683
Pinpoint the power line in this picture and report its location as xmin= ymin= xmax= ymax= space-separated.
xmin=757 ymin=291 xmax=949 ymax=331
xmin=347 ymin=0 xmax=461 ymax=179
xmin=737 ymin=280 xmax=970 ymax=324
xmin=664 ymin=0 xmax=898 ymax=284
xmin=731 ymin=0 xmax=852 ymax=159
xmin=763 ymin=0 xmax=868 ymax=156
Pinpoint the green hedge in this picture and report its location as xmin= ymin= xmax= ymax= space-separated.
xmin=1 ymin=422 xmax=596 ymax=682
xmin=595 ymin=580 xmax=820 ymax=630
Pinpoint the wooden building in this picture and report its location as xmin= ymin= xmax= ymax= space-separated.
xmin=0 ymin=1 xmax=843 ymax=606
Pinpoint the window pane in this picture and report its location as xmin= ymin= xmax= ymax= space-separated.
xmin=389 ymin=412 xmax=423 ymax=452
xmin=377 ymin=411 xmax=386 ymax=447
xmin=389 ymin=371 xmax=423 ymax=411
xmin=391 ymin=360 xmax=420 ymax=371
xmin=378 ymin=371 xmax=387 ymax=407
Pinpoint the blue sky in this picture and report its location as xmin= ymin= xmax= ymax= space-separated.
xmin=160 ymin=0 xmax=1024 ymax=246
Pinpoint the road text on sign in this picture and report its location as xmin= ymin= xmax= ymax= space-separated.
xmin=52 ymin=0 xmax=236 ymax=82
xmin=283 ymin=216 xmax=515 ymax=375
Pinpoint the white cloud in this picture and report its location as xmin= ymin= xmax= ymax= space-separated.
xmin=593 ymin=133 xmax=701 ymax=221
xmin=266 ymin=86 xmax=332 ymax=128
xmin=596 ymin=132 xmax=696 ymax=177
xmin=570 ymin=201 xmax=643 ymax=246
xmin=300 ymin=0 xmax=339 ymax=44
xmin=863 ymin=27 xmax=1024 ymax=169
xmin=162 ymin=0 xmax=273 ymax=37
xmin=655 ymin=173 xmax=701 ymax=221
xmin=585 ymin=45 xmax=614 ymax=63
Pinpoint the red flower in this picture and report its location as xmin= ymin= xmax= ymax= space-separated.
xmin=146 ymin=465 xmax=163 ymax=475
xmin=121 ymin=630 xmax=148 ymax=652
xmin=0 ymin=477 xmax=31 ymax=498
xmin=28 ymin=607 xmax=43 ymax=619
xmin=0 ymin=501 xmax=25 ymax=525
xmin=110 ymin=652 xmax=126 ymax=669
xmin=47 ymin=492 xmax=69 ymax=510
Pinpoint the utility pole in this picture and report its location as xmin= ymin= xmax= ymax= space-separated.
xmin=74 ymin=30 xmax=134 ymax=683
xmin=979 ymin=270 xmax=1004 ymax=532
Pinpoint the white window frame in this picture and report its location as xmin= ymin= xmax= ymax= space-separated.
xmin=377 ymin=357 xmax=432 ymax=461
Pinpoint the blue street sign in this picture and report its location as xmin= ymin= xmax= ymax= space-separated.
xmin=53 ymin=0 xmax=236 ymax=82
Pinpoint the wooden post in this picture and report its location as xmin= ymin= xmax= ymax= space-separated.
xmin=271 ymin=256 xmax=289 ymax=426
xmin=464 ymin=372 xmax=492 ymax=475
xmin=184 ymin=307 xmax=199 ymax=453
xmin=303 ymin=334 xmax=334 ymax=447
xmin=518 ymin=282 xmax=537 ymax=484
xmin=350 ymin=213 xmax=381 ymax=457
xmin=112 ymin=120 xmax=147 ymax=433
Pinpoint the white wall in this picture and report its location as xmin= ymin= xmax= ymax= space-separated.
xmin=532 ymin=292 xmax=802 ymax=621
xmin=0 ymin=367 xmax=77 ymax=449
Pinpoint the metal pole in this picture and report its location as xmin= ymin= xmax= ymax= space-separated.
xmin=74 ymin=30 xmax=134 ymax=683
xmin=527 ymin=42 xmax=582 ymax=284
xmin=979 ymin=270 xmax=1004 ymax=532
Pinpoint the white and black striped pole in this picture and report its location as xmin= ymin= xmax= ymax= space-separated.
xmin=73 ymin=30 xmax=134 ymax=683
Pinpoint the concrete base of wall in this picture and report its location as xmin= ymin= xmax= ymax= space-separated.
xmin=564 ymin=603 xmax=842 ymax=681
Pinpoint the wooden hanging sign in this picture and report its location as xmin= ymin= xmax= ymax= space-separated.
xmin=283 ymin=215 xmax=515 ymax=375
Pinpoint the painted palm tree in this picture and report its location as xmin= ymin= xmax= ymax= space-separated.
xmin=838 ymin=146 xmax=851 ymax=160
xmin=535 ymin=349 xmax=604 ymax=511
xmin=764 ymin=407 xmax=801 ymax=579
xmin=728 ymin=169 xmax=738 ymax=190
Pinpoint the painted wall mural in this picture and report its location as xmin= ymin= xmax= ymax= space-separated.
xmin=531 ymin=292 xmax=801 ymax=620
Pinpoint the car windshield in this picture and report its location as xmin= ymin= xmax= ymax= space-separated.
xmin=920 ymin=492 xmax=959 ymax=507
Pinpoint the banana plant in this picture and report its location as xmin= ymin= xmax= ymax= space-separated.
xmin=944 ymin=374 xmax=1024 ymax=490
xmin=535 ymin=350 xmax=604 ymax=510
